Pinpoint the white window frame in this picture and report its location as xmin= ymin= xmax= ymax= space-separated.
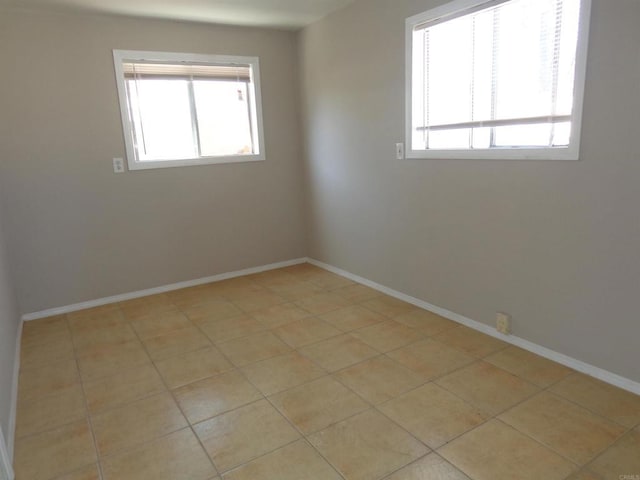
xmin=113 ymin=50 xmax=266 ymax=171
xmin=405 ymin=0 xmax=592 ymax=161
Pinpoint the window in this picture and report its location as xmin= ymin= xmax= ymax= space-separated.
xmin=406 ymin=0 xmax=591 ymax=160
xmin=113 ymin=50 xmax=265 ymax=170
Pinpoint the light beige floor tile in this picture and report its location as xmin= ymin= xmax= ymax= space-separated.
xmin=394 ymin=310 xmax=459 ymax=336
xmin=67 ymin=308 xmax=127 ymax=333
xmin=564 ymin=470 xmax=602 ymax=480
xmin=101 ymin=428 xmax=216 ymax=480
xmin=309 ymin=409 xmax=429 ymax=480
xmin=21 ymin=315 xmax=71 ymax=348
xmin=119 ymin=294 xmax=176 ymax=321
xmin=173 ymin=370 xmax=261 ymax=424
xmin=76 ymin=339 xmax=151 ymax=381
xmin=66 ymin=304 xmax=121 ymax=323
xmin=438 ymin=420 xmax=576 ymax=480
xmin=142 ymin=326 xmax=211 ymax=361
xmin=294 ymin=292 xmax=351 ymax=314
xmin=361 ymin=295 xmax=416 ymax=318
xmin=249 ymin=302 xmax=310 ymax=328
xmin=217 ymin=332 xmax=291 ymax=367
xmin=198 ymin=315 xmax=265 ymax=343
xmin=588 ymin=431 xmax=640 ymax=479
xmin=433 ymin=326 xmax=508 ymax=357
xmin=53 ymin=464 xmax=101 ymax=480
xmin=387 ymin=339 xmax=475 ymax=381
xmin=92 ymin=392 xmax=187 ymax=456
xmin=130 ymin=310 xmax=193 ymax=339
xmin=72 ymin=322 xmax=138 ymax=351
xmin=379 ymin=383 xmax=487 ymax=449
xmin=232 ymin=291 xmax=287 ymax=312
xmin=194 ymin=399 xmax=300 ymax=472
xmin=334 ymin=356 xmax=424 ymax=405
xmin=272 ymin=317 xmax=341 ymax=348
xmin=306 ymin=271 xmax=354 ymax=290
xmin=550 ymin=373 xmax=640 ymax=428
xmin=485 ymin=346 xmax=573 ymax=387
xmin=223 ymin=439 xmax=341 ymax=480
xmin=182 ymin=299 xmax=243 ymax=324
xmin=16 ymin=383 xmax=86 ymax=438
xmin=269 ymin=376 xmax=369 ymax=434
xmin=331 ymin=284 xmax=381 ymax=303
xmin=154 ymin=346 xmax=234 ymax=389
xmin=267 ymin=281 xmax=325 ymax=301
xmin=499 ymin=392 xmax=625 ymax=465
xmin=384 ymin=453 xmax=471 ymax=480
xmin=299 ymin=334 xmax=379 ymax=372
xmin=167 ymin=285 xmax=225 ymax=309
xmin=21 ymin=335 xmax=76 ymax=370
xmin=83 ymin=363 xmax=166 ymax=414
xmin=18 ymin=358 xmax=80 ymax=403
xmin=14 ymin=420 xmax=96 ymax=480
xmin=241 ymin=351 xmax=326 ymax=395
xmin=245 ymin=269 xmax=298 ymax=286
xmin=436 ymin=361 xmax=539 ymax=416
xmin=351 ymin=320 xmax=425 ymax=352
xmin=319 ymin=305 xmax=387 ymax=332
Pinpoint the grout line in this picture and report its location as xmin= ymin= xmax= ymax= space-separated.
xmin=65 ymin=314 xmax=106 ymax=480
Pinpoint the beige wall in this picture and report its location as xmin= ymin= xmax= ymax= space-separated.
xmin=300 ymin=0 xmax=640 ymax=382
xmin=0 ymin=196 xmax=19 ymax=448
xmin=0 ymin=9 xmax=307 ymax=313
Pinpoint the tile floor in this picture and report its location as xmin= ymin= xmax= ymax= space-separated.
xmin=13 ymin=263 xmax=640 ymax=480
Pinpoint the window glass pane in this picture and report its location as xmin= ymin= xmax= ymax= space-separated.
xmin=552 ymin=122 xmax=571 ymax=146
xmin=493 ymin=123 xmax=553 ymax=147
xmin=427 ymin=16 xmax=474 ymax=127
xmin=193 ymin=80 xmax=255 ymax=157
xmin=428 ymin=129 xmax=472 ymax=149
xmin=127 ymin=79 xmax=196 ymax=161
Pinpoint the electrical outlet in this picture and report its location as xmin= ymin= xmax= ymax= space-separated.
xmin=496 ymin=312 xmax=511 ymax=335
xmin=113 ymin=157 xmax=125 ymax=173
xmin=395 ymin=143 xmax=405 ymax=160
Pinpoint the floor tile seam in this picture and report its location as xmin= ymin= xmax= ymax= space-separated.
xmin=297 ymin=437 xmax=348 ymax=480
xmin=371 ymin=385 xmax=494 ymax=453
xmin=540 ymin=375 xmax=639 ymax=430
xmin=496 ymin=405 xmax=629 ymax=468
xmin=295 ymin=344 xmax=382 ymax=377
xmin=65 ymin=314 xmax=106 ymax=480
xmin=379 ymin=350 xmax=476 ymax=384
xmin=582 ymin=428 xmax=640 ymax=473
xmin=187 ymin=314 xmax=310 ymax=472
xmin=374 ymin=452 xmax=454 ymax=480
xmin=440 ymin=417 xmax=584 ymax=472
xmin=125 ymin=322 xmax=220 ymax=477
xmin=432 ymin=372 xmax=542 ymax=423
xmin=212 ymin=436 xmax=304 ymax=476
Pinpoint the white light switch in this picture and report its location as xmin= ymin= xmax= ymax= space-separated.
xmin=113 ymin=157 xmax=125 ymax=173
xmin=395 ymin=143 xmax=405 ymax=160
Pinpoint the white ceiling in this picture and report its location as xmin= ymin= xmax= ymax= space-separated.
xmin=0 ymin=0 xmax=357 ymax=29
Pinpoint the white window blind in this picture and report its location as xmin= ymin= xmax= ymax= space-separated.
xmin=407 ymin=0 xmax=588 ymax=158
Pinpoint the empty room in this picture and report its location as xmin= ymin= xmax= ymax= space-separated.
xmin=0 ymin=0 xmax=639 ymax=478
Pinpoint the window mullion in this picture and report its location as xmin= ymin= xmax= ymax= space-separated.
xmin=187 ymin=78 xmax=203 ymax=158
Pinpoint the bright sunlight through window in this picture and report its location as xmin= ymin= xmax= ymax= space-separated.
xmin=406 ymin=0 xmax=591 ymax=160
xmin=114 ymin=51 xmax=265 ymax=170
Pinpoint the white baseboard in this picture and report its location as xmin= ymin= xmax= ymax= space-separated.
xmin=4 ymin=318 xmax=20 ymax=480
xmin=21 ymin=258 xmax=307 ymax=322
xmin=0 ymin=425 xmax=13 ymax=480
xmin=307 ymin=258 xmax=640 ymax=396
